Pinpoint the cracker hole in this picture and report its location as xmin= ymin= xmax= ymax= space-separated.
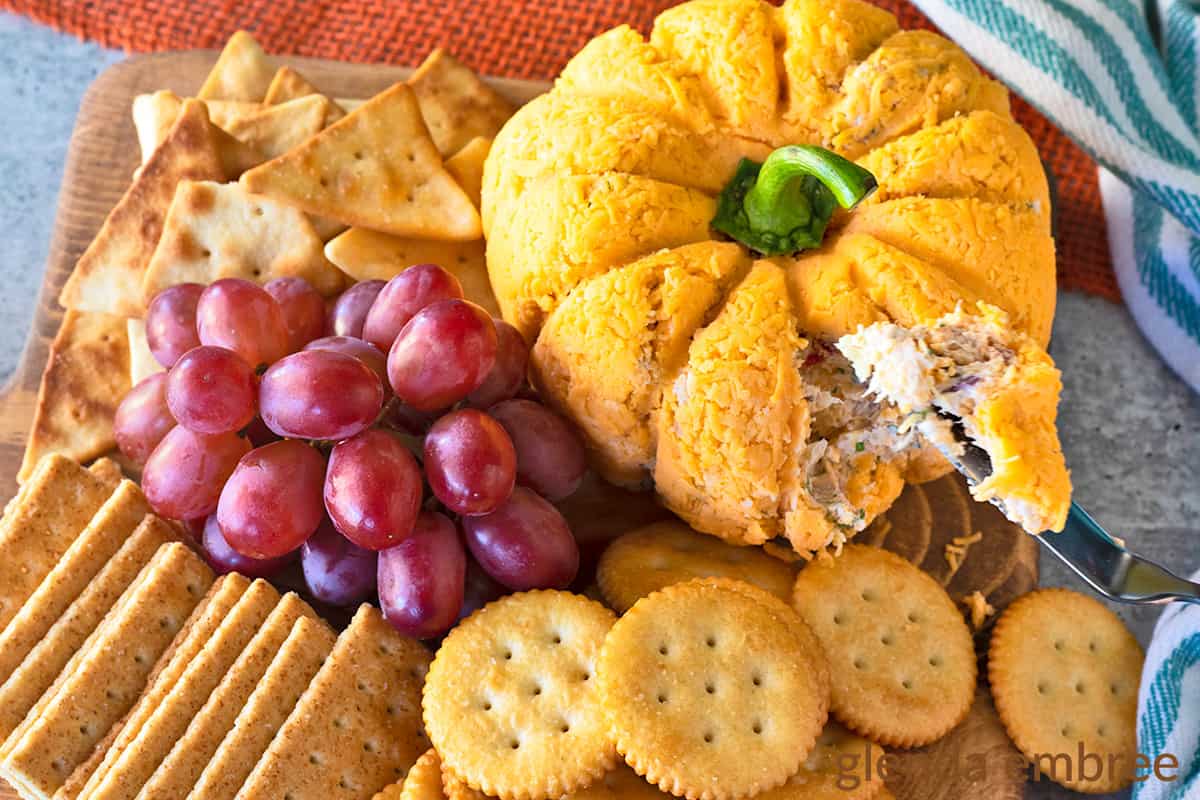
xmin=560 ymin=722 xmax=571 ymax=734
xmin=319 ymin=178 xmax=329 ymax=188
xmin=853 ymin=657 xmax=866 ymax=670
xmin=705 ymin=635 xmax=717 ymax=648
xmin=407 ymin=153 xmax=415 ymax=163
xmin=705 ymin=682 xmax=715 ymax=695
xmin=187 ymin=583 xmax=199 ymax=595
xmin=353 ymin=151 xmax=364 ymax=160
xmin=579 ymin=671 xmax=590 ymax=682
xmin=1037 ymin=681 xmax=1049 ymax=695
xmin=833 ymin=613 xmax=845 ymax=625
xmin=929 ymin=656 xmax=942 ymax=667
xmin=105 ymin=690 xmax=117 ymax=701
xmin=1054 ymin=639 xmax=1065 ymax=652
xmin=657 ymin=692 xmax=668 ymax=704
xmin=703 ymin=732 xmax=714 ymax=744
xmin=334 ymin=718 xmax=347 ymax=730
xmin=52 ymin=759 xmax=65 ymax=774
xmin=902 ymin=679 xmax=913 ymax=690
xmin=1098 ymin=724 xmax=1108 ymax=737
xmin=1075 ymin=682 xmax=1086 ymax=694
xmin=1110 ymin=683 xmax=1120 ymax=695
xmin=1060 ymin=726 xmax=1071 ymax=738
xmin=79 ymin=724 xmax=90 ymax=736
xmin=158 ymin=616 xmax=170 ymax=629
xmin=551 ymin=633 xmax=562 ymax=645
xmin=1088 ymin=640 xmax=1098 ymax=653
xmin=907 ymin=611 xmax=921 ymax=623
xmin=531 ymin=684 xmax=542 ymax=697
xmin=482 ymin=701 xmax=493 ymax=711
xmin=200 ymin=249 xmax=212 ymax=258
xmin=861 ymin=589 xmax=876 ymax=602
xmin=503 ymin=649 xmax=513 ymax=661
xmin=510 ymin=740 xmax=521 ymax=750
xmin=133 ymin=653 xmax=147 ymax=666
xmin=363 ymin=741 xmax=376 ymax=753
xmin=752 ymin=721 xmax=763 ymax=735
xmin=751 ymin=673 xmax=763 ymax=687
xmin=880 ymin=633 xmax=893 ymax=646
xmin=658 ymin=644 xmax=669 ymax=656
xmin=309 ymin=754 xmax=321 ymax=765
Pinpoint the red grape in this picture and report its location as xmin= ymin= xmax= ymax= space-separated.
xmin=196 ymin=278 xmax=290 ymax=367
xmin=114 ymin=373 xmax=175 ymax=465
xmin=387 ymin=299 xmax=497 ymax=411
xmin=467 ymin=320 xmax=528 ymax=408
xmin=324 ymin=428 xmax=423 ymax=550
xmin=259 ymin=350 xmax=383 ymax=441
xmin=361 ymin=264 xmax=464 ymax=352
xmin=200 ymin=513 xmax=291 ymax=578
xmin=377 ymin=511 xmax=466 ymax=639
xmin=142 ymin=426 xmax=250 ymax=520
xmin=424 ymin=409 xmax=516 ymax=516
xmin=166 ymin=346 xmax=257 ymax=435
xmin=304 ymin=336 xmax=388 ymax=389
xmin=457 ymin=559 xmax=506 ymax=623
xmin=265 ymin=277 xmax=326 ymax=351
xmin=301 ymin=519 xmax=378 ymax=606
xmin=461 ymin=487 xmax=579 ymax=590
xmin=145 ymin=283 xmax=203 ymax=368
xmin=328 ymin=280 xmax=385 ymax=338
xmin=488 ymin=399 xmax=587 ymax=501
xmin=217 ymin=440 xmax=326 ymax=559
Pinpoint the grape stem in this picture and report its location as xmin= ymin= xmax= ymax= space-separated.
xmin=710 ymin=145 xmax=877 ymax=256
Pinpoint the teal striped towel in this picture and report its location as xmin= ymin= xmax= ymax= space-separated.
xmin=1132 ymin=582 xmax=1200 ymax=798
xmin=907 ymin=0 xmax=1200 ymax=795
xmin=911 ymin=0 xmax=1200 ymax=395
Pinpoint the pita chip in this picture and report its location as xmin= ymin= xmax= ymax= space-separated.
xmin=222 ymin=95 xmax=336 ymax=159
xmin=197 ymin=30 xmax=274 ymax=102
xmin=126 ymin=319 xmax=164 ymax=386
xmin=131 ymin=91 xmax=183 ymax=166
xmin=19 ymin=312 xmax=131 ymax=484
xmin=443 ymin=135 xmax=490 ymax=210
xmin=265 ymin=66 xmax=347 ymax=120
xmin=59 ymin=100 xmax=234 ymax=316
xmin=407 ymin=49 xmax=515 ymax=156
xmin=241 ymin=82 xmax=481 ymax=240
xmin=142 ymin=180 xmax=345 ymax=301
xmin=325 ymin=227 xmax=498 ymax=315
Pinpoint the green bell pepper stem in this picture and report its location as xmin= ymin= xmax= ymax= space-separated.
xmin=710 ymin=145 xmax=878 ymax=256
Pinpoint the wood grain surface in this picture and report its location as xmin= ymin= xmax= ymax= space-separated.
xmin=0 ymin=50 xmax=1040 ymax=800
xmin=0 ymin=50 xmax=546 ymax=496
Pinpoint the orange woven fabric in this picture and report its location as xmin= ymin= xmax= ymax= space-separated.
xmin=3 ymin=0 xmax=1117 ymax=300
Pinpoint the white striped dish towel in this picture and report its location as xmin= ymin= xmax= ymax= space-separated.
xmin=911 ymin=0 xmax=1200 ymax=394
xmin=908 ymin=0 xmax=1200 ymax=796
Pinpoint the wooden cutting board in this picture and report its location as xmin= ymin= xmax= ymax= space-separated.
xmin=0 ymin=50 xmax=546 ymax=496
xmin=0 ymin=51 xmax=1032 ymax=800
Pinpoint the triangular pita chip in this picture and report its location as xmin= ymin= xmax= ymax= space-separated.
xmin=19 ymin=312 xmax=131 ymax=483
xmin=59 ymin=99 xmax=233 ymax=317
xmin=126 ymin=318 xmax=164 ymax=386
xmin=443 ymin=135 xmax=491 ymax=210
xmin=241 ymin=82 xmax=482 ymax=240
xmin=222 ymin=95 xmax=334 ymax=159
xmin=142 ymin=180 xmax=345 ymax=301
xmin=407 ymin=49 xmax=516 ymax=156
xmin=324 ymin=227 xmax=497 ymax=315
xmin=197 ymin=30 xmax=275 ymax=102
xmin=132 ymin=91 xmax=182 ymax=166
xmin=203 ymin=99 xmax=262 ymax=130
xmin=265 ymin=66 xmax=347 ymax=121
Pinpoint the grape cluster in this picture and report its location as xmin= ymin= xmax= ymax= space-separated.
xmin=115 ymin=267 xmax=588 ymax=639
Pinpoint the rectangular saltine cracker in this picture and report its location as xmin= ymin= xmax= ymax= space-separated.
xmin=0 ymin=454 xmax=113 ymax=630
xmin=0 ymin=516 xmax=177 ymax=745
xmin=61 ymin=574 xmax=251 ymax=800
xmin=233 ymin=605 xmax=431 ymax=800
xmin=0 ymin=543 xmax=213 ymax=800
xmin=82 ymin=580 xmax=282 ymax=800
xmin=0 ymin=480 xmax=150 ymax=684
xmin=187 ymin=615 xmax=336 ymax=800
xmin=140 ymin=594 xmax=323 ymax=800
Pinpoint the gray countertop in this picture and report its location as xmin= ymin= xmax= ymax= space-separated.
xmin=0 ymin=11 xmax=1196 ymax=800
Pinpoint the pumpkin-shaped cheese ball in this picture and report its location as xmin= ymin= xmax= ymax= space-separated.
xmin=483 ymin=0 xmax=1069 ymax=554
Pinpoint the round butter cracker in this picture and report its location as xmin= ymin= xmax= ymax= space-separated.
xmin=599 ymin=577 xmax=828 ymax=800
xmin=423 ymin=590 xmax=617 ymax=800
xmin=597 ymin=521 xmax=796 ymax=613
xmin=988 ymin=588 xmax=1143 ymax=794
xmin=792 ymin=545 xmax=976 ymax=747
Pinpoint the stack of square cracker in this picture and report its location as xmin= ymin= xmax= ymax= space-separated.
xmin=23 ymin=31 xmax=515 ymax=485
xmin=0 ymin=454 xmax=432 ymax=800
